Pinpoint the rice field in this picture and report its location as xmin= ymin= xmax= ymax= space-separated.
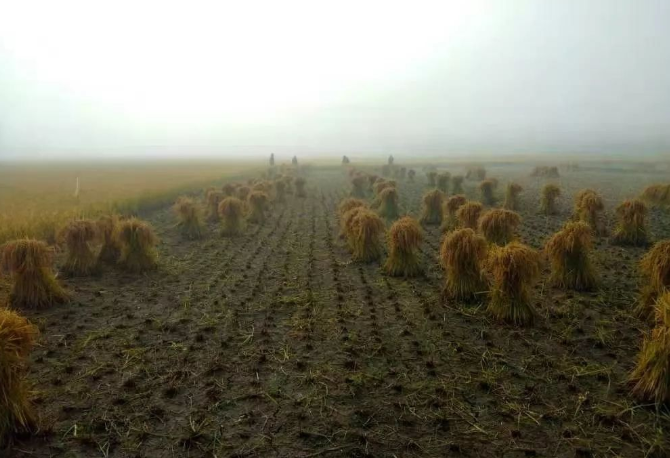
xmin=1 ymin=158 xmax=670 ymax=457
xmin=0 ymin=160 xmax=259 ymax=244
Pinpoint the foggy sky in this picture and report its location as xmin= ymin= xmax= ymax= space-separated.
xmin=1 ymin=0 xmax=669 ymax=160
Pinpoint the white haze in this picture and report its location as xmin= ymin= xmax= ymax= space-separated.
xmin=0 ymin=0 xmax=669 ymax=160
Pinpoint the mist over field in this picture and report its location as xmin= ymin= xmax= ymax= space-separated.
xmin=1 ymin=0 xmax=669 ymax=160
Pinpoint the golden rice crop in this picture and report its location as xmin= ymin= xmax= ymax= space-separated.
xmin=574 ymin=189 xmax=604 ymax=233
xmin=611 ymin=199 xmax=648 ymax=246
xmin=420 ymin=189 xmax=444 ymax=226
xmin=247 ymin=191 xmax=269 ymax=224
xmin=376 ymin=187 xmax=400 ymax=221
xmin=544 ymin=221 xmax=597 ymax=291
xmin=640 ymin=184 xmax=670 ymax=207
xmin=206 ymin=190 xmax=225 ymax=222
xmin=479 ymin=179 xmax=497 ymax=206
xmin=60 ymin=219 xmax=98 ymax=276
xmin=478 ymin=209 xmax=521 ymax=246
xmin=383 ymin=216 xmax=423 ymax=277
xmin=540 ymin=184 xmax=561 ymax=215
xmin=173 ymin=197 xmax=204 ymax=240
xmin=236 ymin=185 xmax=251 ymax=201
xmin=347 ymin=209 xmax=385 ymax=263
xmin=441 ymin=194 xmax=467 ymax=232
xmin=637 ymin=240 xmax=670 ymax=320
xmin=118 ymin=219 xmax=158 ymax=272
xmin=503 ymin=183 xmax=523 ymax=210
xmin=456 ymin=201 xmax=484 ymax=229
xmin=338 ymin=198 xmax=367 ymax=238
xmin=629 ymin=291 xmax=670 ymax=404
xmin=218 ymin=197 xmax=245 ymax=236
xmin=373 ymin=179 xmax=395 ymax=198
xmin=0 ymin=239 xmax=69 ymax=309
xmin=0 ymin=308 xmax=39 ymax=447
xmin=486 ymin=242 xmax=542 ymax=325
xmin=341 ymin=206 xmax=366 ymax=242
xmin=439 ymin=228 xmax=488 ymax=302
xmin=97 ymin=215 xmax=122 ymax=264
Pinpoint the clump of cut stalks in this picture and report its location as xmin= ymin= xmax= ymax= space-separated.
xmin=61 ymin=219 xmax=98 ymax=276
xmin=274 ymin=180 xmax=286 ymax=203
xmin=540 ymin=184 xmax=561 ymax=215
xmin=426 ymin=171 xmax=437 ymax=187
xmin=252 ymin=180 xmax=272 ymax=194
xmin=479 ymin=179 xmax=497 ymax=206
xmin=486 ymin=242 xmax=542 ymax=326
xmin=420 ymin=189 xmax=444 ymax=226
xmin=346 ymin=209 xmax=385 ymax=262
xmin=173 ymin=197 xmax=204 ymax=240
xmin=456 ymin=201 xmax=484 ymax=229
xmin=338 ymin=198 xmax=367 ymax=238
xmin=437 ymin=172 xmax=451 ymax=194
xmin=247 ymin=191 xmax=269 ymax=224
xmin=407 ymin=169 xmax=416 ymax=182
xmin=441 ymin=195 xmax=467 ymax=232
xmin=544 ymin=221 xmax=597 ymax=291
xmin=118 ymin=218 xmax=158 ymax=273
xmin=574 ymin=189 xmax=605 ymax=234
xmin=222 ymin=183 xmax=237 ymax=197
xmin=341 ymin=207 xmax=366 ymax=242
xmin=206 ymin=190 xmax=225 ymax=222
xmin=637 ymin=240 xmax=670 ymax=321
xmin=351 ymin=175 xmax=368 ymax=198
xmin=295 ymin=177 xmax=307 ymax=197
xmin=338 ymin=198 xmax=367 ymax=218
xmin=367 ymin=174 xmax=379 ymax=191
xmin=479 ymin=209 xmax=521 ymax=246
xmin=0 ymin=308 xmax=39 ymax=447
xmin=629 ymin=291 xmax=670 ymax=404
xmin=373 ymin=179 xmax=395 ymax=198
xmin=218 ymin=197 xmax=245 ymax=236
xmin=530 ymin=166 xmax=559 ymax=178
xmin=384 ymin=216 xmax=423 ymax=277
xmin=0 ymin=239 xmax=69 ymax=309
xmin=97 ymin=215 xmax=122 ymax=264
xmin=640 ymin=184 xmax=670 ymax=207
xmin=237 ymin=186 xmax=251 ymax=201
xmin=452 ymin=175 xmax=465 ymax=194
xmin=377 ymin=187 xmax=400 ymax=221
xmin=466 ymin=166 xmax=486 ymax=181
xmin=283 ymin=176 xmax=295 ymax=195
xmin=611 ymin=199 xmax=648 ymax=246
xmin=503 ymin=183 xmax=523 ymax=210
xmin=439 ymin=228 xmax=488 ymax=301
